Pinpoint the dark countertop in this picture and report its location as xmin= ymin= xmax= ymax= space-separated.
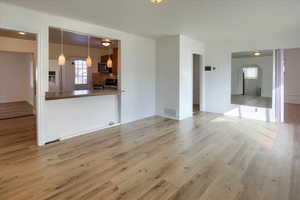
xmin=45 ymin=89 xmax=121 ymax=100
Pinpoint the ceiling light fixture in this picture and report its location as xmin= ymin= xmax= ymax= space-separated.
xmin=101 ymin=39 xmax=112 ymax=47
xmin=150 ymin=0 xmax=163 ymax=4
xmin=86 ymin=36 xmax=92 ymax=67
xmin=18 ymin=32 xmax=26 ymax=35
xmin=254 ymin=52 xmax=261 ymax=56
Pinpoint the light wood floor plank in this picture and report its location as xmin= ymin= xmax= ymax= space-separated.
xmin=0 ymin=113 xmax=300 ymax=200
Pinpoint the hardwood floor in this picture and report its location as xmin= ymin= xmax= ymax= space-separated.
xmin=285 ymin=103 xmax=300 ymax=124
xmin=0 ymin=113 xmax=300 ymax=200
xmin=0 ymin=101 xmax=34 ymax=120
xmin=231 ymin=95 xmax=272 ymax=108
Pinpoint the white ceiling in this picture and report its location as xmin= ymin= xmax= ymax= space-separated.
xmin=49 ymin=27 xmax=119 ymax=48
xmin=1 ymin=0 xmax=300 ymax=42
xmin=0 ymin=28 xmax=36 ymax=40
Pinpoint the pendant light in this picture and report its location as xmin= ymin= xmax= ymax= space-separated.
xmin=86 ymin=35 xmax=92 ymax=67
xmin=58 ymin=28 xmax=66 ymax=66
xmin=107 ymin=56 xmax=113 ymax=68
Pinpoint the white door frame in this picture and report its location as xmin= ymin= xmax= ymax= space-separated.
xmin=192 ymin=53 xmax=203 ymax=112
xmin=274 ymin=49 xmax=285 ymax=123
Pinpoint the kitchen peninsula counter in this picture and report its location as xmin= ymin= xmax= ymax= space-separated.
xmin=45 ymin=89 xmax=121 ymax=100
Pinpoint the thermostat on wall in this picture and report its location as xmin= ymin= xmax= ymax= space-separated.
xmin=205 ymin=66 xmax=216 ymax=71
xmin=205 ymin=66 xmax=212 ymax=71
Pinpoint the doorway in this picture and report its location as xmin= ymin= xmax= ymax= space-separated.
xmin=0 ymin=28 xmax=38 ymax=146
xmin=283 ymin=48 xmax=300 ymax=124
xmin=231 ymin=50 xmax=273 ymax=108
xmin=193 ymin=54 xmax=201 ymax=114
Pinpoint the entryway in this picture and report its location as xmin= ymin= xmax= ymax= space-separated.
xmin=193 ymin=54 xmax=202 ymax=114
xmin=283 ymin=48 xmax=300 ymax=124
xmin=0 ymin=28 xmax=38 ymax=145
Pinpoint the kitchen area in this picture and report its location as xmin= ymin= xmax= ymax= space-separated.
xmin=46 ymin=27 xmax=120 ymax=100
xmin=44 ymin=27 xmax=121 ymax=140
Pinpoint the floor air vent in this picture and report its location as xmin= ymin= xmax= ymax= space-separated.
xmin=45 ymin=139 xmax=60 ymax=145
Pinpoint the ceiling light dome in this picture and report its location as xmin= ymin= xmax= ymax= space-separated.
xmin=150 ymin=0 xmax=163 ymax=4
xmin=101 ymin=39 xmax=112 ymax=47
xmin=254 ymin=52 xmax=261 ymax=56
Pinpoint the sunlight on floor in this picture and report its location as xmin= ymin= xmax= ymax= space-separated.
xmin=211 ymin=116 xmax=277 ymax=149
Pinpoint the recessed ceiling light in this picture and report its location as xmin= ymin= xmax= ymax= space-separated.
xmin=254 ymin=52 xmax=261 ymax=56
xmin=101 ymin=39 xmax=112 ymax=47
xmin=18 ymin=32 xmax=26 ymax=35
xmin=150 ymin=0 xmax=163 ymax=4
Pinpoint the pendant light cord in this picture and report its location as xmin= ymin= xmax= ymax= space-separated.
xmin=88 ymin=36 xmax=90 ymax=57
xmin=61 ymin=28 xmax=64 ymax=54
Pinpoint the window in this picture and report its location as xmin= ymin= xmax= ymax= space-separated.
xmin=243 ymin=67 xmax=258 ymax=79
xmin=74 ymin=60 xmax=88 ymax=85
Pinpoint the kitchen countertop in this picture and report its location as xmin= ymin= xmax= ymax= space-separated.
xmin=45 ymin=89 xmax=121 ymax=100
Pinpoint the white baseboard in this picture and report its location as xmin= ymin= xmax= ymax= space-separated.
xmin=60 ymin=114 xmax=157 ymax=142
xmin=61 ymin=123 xmax=120 ymax=141
xmin=157 ymin=113 xmax=179 ymax=120
xmin=178 ymin=113 xmax=193 ymax=120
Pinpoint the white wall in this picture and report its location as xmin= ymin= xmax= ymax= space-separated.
xmin=45 ymin=95 xmax=119 ymax=140
xmin=179 ymin=35 xmax=205 ymax=119
xmin=284 ymin=48 xmax=300 ymax=104
xmin=120 ymin=35 xmax=156 ymax=123
xmin=0 ymin=51 xmax=34 ymax=105
xmin=205 ymin=34 xmax=300 ymax=121
xmin=231 ymin=56 xmax=273 ymax=97
xmin=156 ymin=35 xmax=180 ymax=119
xmin=0 ymin=36 xmax=37 ymax=54
xmin=156 ymin=35 xmax=205 ymax=120
xmin=0 ymin=3 xmax=156 ymax=145
xmin=24 ymin=54 xmax=35 ymax=106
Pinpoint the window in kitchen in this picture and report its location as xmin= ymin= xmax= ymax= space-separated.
xmin=74 ymin=60 xmax=88 ymax=85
